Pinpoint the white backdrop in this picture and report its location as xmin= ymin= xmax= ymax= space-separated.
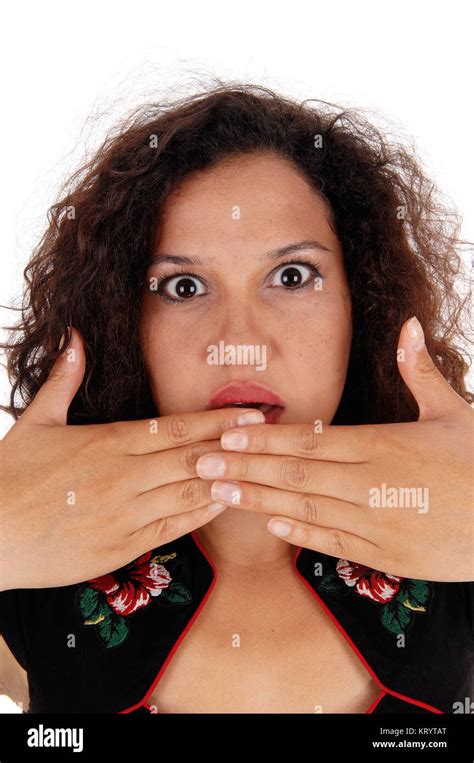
xmin=0 ymin=0 xmax=472 ymax=712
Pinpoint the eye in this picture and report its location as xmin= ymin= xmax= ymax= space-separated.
xmin=155 ymin=273 xmax=208 ymax=303
xmin=268 ymin=260 xmax=322 ymax=290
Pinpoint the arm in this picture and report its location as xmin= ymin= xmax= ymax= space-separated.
xmin=0 ymin=635 xmax=29 ymax=712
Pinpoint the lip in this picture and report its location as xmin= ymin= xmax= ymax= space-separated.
xmin=207 ymin=381 xmax=285 ymax=425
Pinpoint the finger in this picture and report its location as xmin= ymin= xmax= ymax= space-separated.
xmin=219 ymin=422 xmax=378 ymax=463
xmin=266 ymin=515 xmax=379 ymax=567
xmin=111 ymin=407 xmax=266 ymax=456
xmin=124 ymin=438 xmax=223 ymax=495
xmin=209 ymin=479 xmax=370 ymax=535
xmin=128 ymin=497 xmax=228 ymax=557
xmin=129 ymin=476 xmax=219 ymax=531
xmin=22 ymin=327 xmax=86 ymax=427
xmin=195 ymin=451 xmax=368 ymax=503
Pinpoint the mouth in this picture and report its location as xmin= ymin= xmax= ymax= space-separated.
xmin=207 ymin=382 xmax=285 ymax=425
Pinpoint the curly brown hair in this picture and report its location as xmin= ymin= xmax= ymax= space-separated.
xmin=1 ymin=81 xmax=472 ymax=427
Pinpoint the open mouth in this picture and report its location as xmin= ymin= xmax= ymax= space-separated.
xmin=219 ymin=401 xmax=277 ymax=413
xmin=217 ymin=401 xmax=284 ymax=424
xmin=207 ymin=383 xmax=285 ymax=424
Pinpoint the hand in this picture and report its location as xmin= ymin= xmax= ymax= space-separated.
xmin=196 ymin=317 xmax=474 ymax=582
xmin=0 ymin=327 xmax=265 ymax=591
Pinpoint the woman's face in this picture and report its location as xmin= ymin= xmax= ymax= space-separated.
xmin=139 ymin=152 xmax=352 ymax=425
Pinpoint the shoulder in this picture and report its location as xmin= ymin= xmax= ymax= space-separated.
xmin=0 ymin=536 xmax=201 ymax=712
xmin=0 ymin=633 xmax=29 ymax=711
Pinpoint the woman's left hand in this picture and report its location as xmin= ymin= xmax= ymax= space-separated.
xmin=196 ymin=317 xmax=474 ymax=582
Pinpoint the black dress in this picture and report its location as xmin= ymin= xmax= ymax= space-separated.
xmin=1 ymin=530 xmax=473 ymax=714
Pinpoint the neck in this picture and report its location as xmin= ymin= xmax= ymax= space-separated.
xmin=193 ymin=506 xmax=296 ymax=575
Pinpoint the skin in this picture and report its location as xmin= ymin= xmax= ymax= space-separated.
xmin=140 ymin=150 xmax=474 ymax=583
xmin=139 ymin=151 xmax=353 ymax=569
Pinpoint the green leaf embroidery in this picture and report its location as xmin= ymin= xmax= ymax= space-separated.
xmin=397 ymin=579 xmax=430 ymax=612
xmin=381 ymin=600 xmax=413 ymax=634
xmin=96 ymin=609 xmax=129 ymax=649
xmin=317 ymin=572 xmax=351 ymax=595
xmin=76 ymin=551 xmax=193 ymax=649
xmin=160 ymin=580 xmax=193 ymax=604
xmin=79 ymin=586 xmax=110 ymax=624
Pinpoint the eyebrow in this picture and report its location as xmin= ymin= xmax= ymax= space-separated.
xmin=150 ymin=239 xmax=333 ymax=266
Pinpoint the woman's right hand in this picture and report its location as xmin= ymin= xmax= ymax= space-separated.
xmin=0 ymin=327 xmax=264 ymax=591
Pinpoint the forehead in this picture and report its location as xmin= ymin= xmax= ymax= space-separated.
xmin=156 ymin=152 xmax=337 ymax=249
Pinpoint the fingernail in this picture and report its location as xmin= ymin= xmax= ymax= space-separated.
xmin=267 ymin=519 xmax=291 ymax=537
xmin=221 ymin=430 xmax=248 ymax=450
xmin=237 ymin=409 xmax=265 ymax=426
xmin=196 ymin=454 xmax=226 ymax=478
xmin=407 ymin=316 xmax=425 ymax=352
xmin=211 ymin=481 xmax=241 ymax=505
xmin=209 ymin=502 xmax=227 ymax=512
xmin=58 ymin=325 xmax=71 ymax=351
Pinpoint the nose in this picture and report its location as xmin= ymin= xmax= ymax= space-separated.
xmin=205 ymin=292 xmax=273 ymax=368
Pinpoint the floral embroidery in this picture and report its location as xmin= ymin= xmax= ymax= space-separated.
xmin=76 ymin=550 xmax=192 ymax=649
xmin=336 ymin=560 xmax=402 ymax=603
xmin=317 ymin=558 xmax=432 ymax=636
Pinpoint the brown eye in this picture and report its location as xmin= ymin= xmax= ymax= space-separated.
xmin=269 ymin=262 xmax=320 ymax=289
xmin=157 ymin=274 xmax=207 ymax=303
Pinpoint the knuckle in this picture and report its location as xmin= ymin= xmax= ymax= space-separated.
xmin=237 ymin=454 xmax=249 ymax=479
xmin=298 ymin=523 xmax=313 ymax=548
xmin=165 ymin=415 xmax=192 ymax=446
xmin=104 ymin=421 xmax=122 ymax=447
xmin=248 ymin=485 xmax=264 ymax=511
xmin=294 ymin=427 xmax=322 ymax=457
xmin=181 ymin=444 xmax=206 ymax=476
xmin=178 ymin=478 xmax=204 ymax=509
xmin=129 ymin=516 xmax=176 ymax=554
xmin=280 ymin=456 xmax=309 ymax=489
xmin=151 ymin=514 xmax=176 ymax=546
xmin=416 ymin=355 xmax=438 ymax=381
xmin=249 ymin=429 xmax=269 ymax=453
xmin=375 ymin=426 xmax=407 ymax=460
xmin=327 ymin=529 xmax=347 ymax=558
xmin=298 ymin=493 xmax=320 ymax=525
xmin=86 ymin=421 xmax=120 ymax=452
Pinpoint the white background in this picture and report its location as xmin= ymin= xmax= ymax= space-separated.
xmin=0 ymin=0 xmax=472 ymax=712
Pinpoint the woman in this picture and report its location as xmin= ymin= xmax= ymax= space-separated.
xmin=0 ymin=82 xmax=472 ymax=714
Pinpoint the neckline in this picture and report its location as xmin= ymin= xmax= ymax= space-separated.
xmin=118 ymin=531 xmax=442 ymax=715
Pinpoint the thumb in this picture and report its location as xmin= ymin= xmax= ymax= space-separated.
xmin=396 ymin=316 xmax=461 ymax=421
xmin=25 ymin=326 xmax=86 ymax=426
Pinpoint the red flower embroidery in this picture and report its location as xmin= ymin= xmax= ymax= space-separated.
xmin=336 ymin=559 xmax=401 ymax=603
xmin=88 ymin=551 xmax=172 ymax=616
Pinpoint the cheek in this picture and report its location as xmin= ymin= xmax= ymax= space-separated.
xmin=281 ymin=298 xmax=351 ymax=408
xmin=282 ymin=298 xmax=351 ymax=364
xmin=293 ymin=337 xmax=349 ymax=399
xmin=140 ymin=315 xmax=204 ymax=404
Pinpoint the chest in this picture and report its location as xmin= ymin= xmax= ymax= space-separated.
xmin=147 ymin=570 xmax=382 ymax=713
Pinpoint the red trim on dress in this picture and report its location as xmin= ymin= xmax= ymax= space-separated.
xmin=291 ymin=546 xmax=443 ymax=715
xmin=119 ymin=531 xmax=219 ymax=714
xmin=119 ymin=537 xmax=443 ymax=715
